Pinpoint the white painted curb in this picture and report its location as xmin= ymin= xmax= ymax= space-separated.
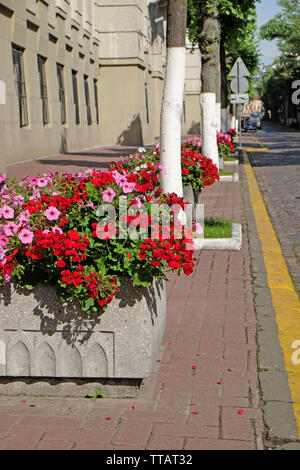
xmin=219 ymin=173 xmax=239 ymax=182
xmin=193 ymin=223 xmax=242 ymax=251
xmin=224 ymin=159 xmax=239 ymax=166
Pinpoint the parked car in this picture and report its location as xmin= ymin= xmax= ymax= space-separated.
xmin=251 ymin=112 xmax=262 ymax=129
xmin=244 ymin=118 xmax=257 ymax=131
xmin=241 ymin=114 xmax=250 ymax=129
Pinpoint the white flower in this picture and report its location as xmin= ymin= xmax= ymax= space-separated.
xmin=138 ymin=147 xmax=146 ymax=153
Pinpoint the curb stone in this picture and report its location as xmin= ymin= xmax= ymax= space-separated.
xmin=224 ymin=159 xmax=239 ymax=166
xmin=240 ymin=150 xmax=300 ymax=449
xmin=219 ymin=173 xmax=239 ymax=182
xmin=193 ymin=223 xmax=242 ymax=251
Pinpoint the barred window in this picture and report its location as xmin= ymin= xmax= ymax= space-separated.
xmin=37 ymin=55 xmax=49 ymax=125
xmin=94 ymin=79 xmax=99 ymax=125
xmin=57 ymin=63 xmax=66 ymax=125
xmin=12 ymin=46 xmax=28 ymax=128
xmin=72 ymin=70 xmax=80 ymax=125
xmin=84 ymin=75 xmax=92 ymax=126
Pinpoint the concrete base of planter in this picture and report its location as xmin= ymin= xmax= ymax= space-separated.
xmin=219 ymin=173 xmax=239 ymax=182
xmin=0 ymin=279 xmax=166 ymax=397
xmin=193 ymin=223 xmax=242 ymax=251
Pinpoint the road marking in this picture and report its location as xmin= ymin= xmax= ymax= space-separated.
xmin=244 ymin=150 xmax=300 ymax=437
xmin=251 ymin=134 xmax=269 ymax=150
xmin=245 ymin=148 xmax=269 ymax=152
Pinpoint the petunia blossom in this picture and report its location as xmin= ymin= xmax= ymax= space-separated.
xmin=44 ymin=207 xmax=61 ymax=221
xmin=0 ymin=205 xmax=14 ymax=219
xmin=102 ymin=188 xmax=116 ymax=202
xmin=122 ymin=182 xmax=135 ymax=194
xmin=18 ymin=229 xmax=34 ymax=245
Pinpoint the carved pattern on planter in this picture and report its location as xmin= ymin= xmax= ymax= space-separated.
xmin=0 ymin=279 xmax=166 ymax=380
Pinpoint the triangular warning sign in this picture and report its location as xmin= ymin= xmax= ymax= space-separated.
xmin=229 ymin=57 xmax=250 ymax=77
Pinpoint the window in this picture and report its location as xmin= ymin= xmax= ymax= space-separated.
xmin=12 ymin=46 xmax=28 ymax=127
xmin=37 ymin=55 xmax=49 ymax=125
xmin=94 ymin=79 xmax=99 ymax=125
xmin=145 ymin=82 xmax=149 ymax=124
xmin=72 ymin=70 xmax=80 ymax=125
xmin=84 ymin=75 xmax=92 ymax=126
xmin=57 ymin=63 xmax=66 ymax=124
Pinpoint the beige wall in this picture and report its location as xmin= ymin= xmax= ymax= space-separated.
xmin=97 ymin=0 xmax=166 ymax=146
xmin=0 ymin=0 xmax=102 ymax=171
xmin=0 ymin=0 xmax=201 ymax=173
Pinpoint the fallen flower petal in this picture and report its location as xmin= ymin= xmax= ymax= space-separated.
xmin=105 ymin=417 xmax=112 ymax=420
xmin=191 ymin=411 xmax=199 ymax=415
xmin=237 ymin=410 xmax=244 ymax=415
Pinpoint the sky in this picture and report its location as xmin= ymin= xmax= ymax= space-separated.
xmin=256 ymin=0 xmax=282 ymax=65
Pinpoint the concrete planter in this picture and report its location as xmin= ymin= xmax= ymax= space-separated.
xmin=0 ymin=278 xmax=166 ymax=397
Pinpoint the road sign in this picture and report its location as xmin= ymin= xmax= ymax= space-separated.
xmin=229 ymin=57 xmax=250 ymax=77
xmin=230 ymin=94 xmax=249 ymax=105
xmin=231 ymin=77 xmax=249 ymax=94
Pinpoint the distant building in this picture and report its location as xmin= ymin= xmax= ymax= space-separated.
xmin=0 ymin=0 xmax=202 ymax=173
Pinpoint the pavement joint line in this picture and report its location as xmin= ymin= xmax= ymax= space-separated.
xmin=243 ymin=149 xmax=300 ymax=439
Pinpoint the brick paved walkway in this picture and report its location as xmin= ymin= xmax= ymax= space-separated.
xmin=0 ymin=149 xmax=264 ymax=450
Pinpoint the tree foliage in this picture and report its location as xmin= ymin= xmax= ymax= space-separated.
xmin=187 ymin=0 xmax=259 ymax=70
xmin=187 ymin=0 xmax=260 ymax=98
xmin=257 ymin=0 xmax=300 ymax=126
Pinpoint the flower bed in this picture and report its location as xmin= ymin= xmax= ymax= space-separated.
xmin=0 ymin=162 xmax=198 ymax=393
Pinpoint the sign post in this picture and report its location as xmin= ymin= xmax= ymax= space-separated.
xmin=229 ymin=58 xmax=250 ymax=150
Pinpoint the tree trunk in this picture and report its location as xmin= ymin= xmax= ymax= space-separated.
xmin=198 ymin=0 xmax=220 ymax=169
xmin=220 ymin=40 xmax=228 ymax=132
xmin=160 ymin=0 xmax=187 ymax=196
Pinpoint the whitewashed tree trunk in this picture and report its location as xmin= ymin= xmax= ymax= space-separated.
xmin=229 ymin=114 xmax=235 ymax=129
xmin=200 ymin=92 xmax=219 ymax=170
xmin=216 ymin=102 xmax=221 ymax=131
xmin=160 ymin=48 xmax=186 ymax=196
xmin=221 ymin=108 xmax=228 ymax=132
xmin=160 ymin=0 xmax=187 ymax=197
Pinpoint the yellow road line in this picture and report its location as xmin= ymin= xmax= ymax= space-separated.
xmin=244 ymin=151 xmax=300 ymax=438
xmin=250 ymin=134 xmax=269 ymax=150
xmin=245 ymin=148 xmax=269 ymax=152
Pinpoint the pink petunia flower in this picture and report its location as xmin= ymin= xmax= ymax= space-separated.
xmin=52 ymin=226 xmax=63 ymax=235
xmin=37 ymin=177 xmax=48 ymax=188
xmin=0 ymin=205 xmax=14 ymax=219
xmin=3 ymin=222 xmax=18 ymax=237
xmin=0 ymin=234 xmax=9 ymax=247
xmin=122 ymin=182 xmax=135 ymax=194
xmin=102 ymin=188 xmax=116 ymax=202
xmin=44 ymin=207 xmax=61 ymax=221
xmin=18 ymin=229 xmax=34 ymax=245
xmin=29 ymin=177 xmax=39 ymax=186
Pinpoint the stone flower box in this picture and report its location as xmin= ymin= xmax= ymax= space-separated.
xmin=0 ymin=278 xmax=166 ymax=397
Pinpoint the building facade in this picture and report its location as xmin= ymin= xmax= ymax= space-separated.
xmin=0 ymin=0 xmax=201 ymax=173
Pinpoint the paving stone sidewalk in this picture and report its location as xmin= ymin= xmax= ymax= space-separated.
xmin=0 ymin=151 xmax=264 ymax=450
